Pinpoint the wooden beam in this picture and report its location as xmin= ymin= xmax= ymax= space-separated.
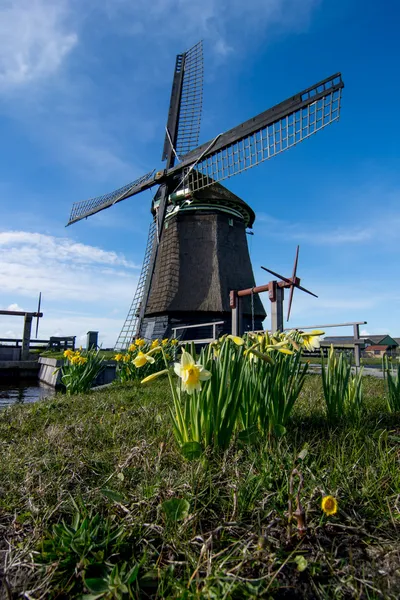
xmin=0 ymin=310 xmax=43 ymax=317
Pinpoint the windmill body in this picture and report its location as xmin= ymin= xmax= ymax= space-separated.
xmin=140 ymin=181 xmax=265 ymax=340
xmin=67 ymin=42 xmax=344 ymax=348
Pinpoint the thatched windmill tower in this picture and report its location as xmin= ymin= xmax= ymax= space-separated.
xmin=66 ymin=42 xmax=343 ymax=347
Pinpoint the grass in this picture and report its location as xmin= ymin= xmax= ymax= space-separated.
xmin=0 ymin=376 xmax=399 ymax=598
xmin=39 ymin=349 xmax=117 ymax=360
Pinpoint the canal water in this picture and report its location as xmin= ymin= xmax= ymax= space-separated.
xmin=0 ymin=381 xmax=56 ymax=409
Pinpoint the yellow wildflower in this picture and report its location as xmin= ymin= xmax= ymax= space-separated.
xmin=300 ymin=330 xmax=325 ymax=352
xmin=174 ymin=351 xmax=211 ymax=395
xmin=114 ymin=353 xmax=123 ymax=362
xmin=123 ymin=354 xmax=131 ymax=363
xmin=70 ymin=355 xmax=80 ymax=365
xmin=227 ymin=334 xmax=245 ymax=346
xmin=162 ymin=338 xmax=169 ymax=346
xmin=171 ymin=339 xmax=179 ymax=345
xmin=321 ymin=495 xmax=338 ymax=516
xmin=64 ymin=349 xmax=74 ymax=359
xmin=141 ymin=369 xmax=169 ymax=384
xmin=128 ymin=344 xmax=136 ymax=353
xmin=151 ymin=339 xmax=160 ymax=349
xmin=133 ymin=351 xmax=155 ymax=368
xmin=135 ymin=338 xmax=145 ymax=347
xmin=78 ymin=356 xmax=88 ymax=365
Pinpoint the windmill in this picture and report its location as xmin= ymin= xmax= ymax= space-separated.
xmin=66 ymin=41 xmax=344 ymax=348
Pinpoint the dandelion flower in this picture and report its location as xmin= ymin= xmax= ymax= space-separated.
xmin=174 ymin=351 xmax=211 ymax=395
xmin=321 ymin=495 xmax=338 ymax=516
xmin=133 ymin=351 xmax=155 ymax=368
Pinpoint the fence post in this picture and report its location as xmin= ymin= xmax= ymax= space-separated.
xmin=22 ymin=314 xmax=33 ymax=360
xmin=353 ymin=323 xmax=361 ymax=368
xmin=270 ymin=285 xmax=284 ymax=333
xmin=230 ymin=291 xmax=240 ymax=336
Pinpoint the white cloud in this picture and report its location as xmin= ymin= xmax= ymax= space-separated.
xmin=0 ymin=0 xmax=77 ymax=90
xmin=257 ymin=213 xmax=373 ymax=246
xmin=102 ymin=0 xmax=319 ymax=54
xmin=0 ymin=230 xmax=139 ymax=303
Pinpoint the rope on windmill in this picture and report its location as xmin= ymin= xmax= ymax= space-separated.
xmin=174 ymin=132 xmax=222 ymax=193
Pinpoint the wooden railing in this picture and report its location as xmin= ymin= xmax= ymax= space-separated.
xmin=172 ymin=321 xmax=225 ymax=344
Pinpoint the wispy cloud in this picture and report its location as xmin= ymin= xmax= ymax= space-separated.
xmin=256 ymin=208 xmax=400 ymax=248
xmin=0 ymin=230 xmax=139 ymax=303
xmin=0 ymin=0 xmax=77 ymax=90
xmin=101 ymin=0 xmax=320 ymax=55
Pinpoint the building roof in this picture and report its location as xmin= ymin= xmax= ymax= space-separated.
xmin=321 ymin=336 xmax=359 ymax=346
xmin=365 ymin=345 xmax=390 ymax=351
xmin=362 ymin=335 xmax=398 ymax=347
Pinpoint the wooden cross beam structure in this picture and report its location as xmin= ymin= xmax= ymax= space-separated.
xmin=230 ymin=280 xmax=291 ymax=336
xmin=0 ymin=310 xmax=43 ymax=360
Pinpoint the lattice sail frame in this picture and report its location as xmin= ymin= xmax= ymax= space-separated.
xmin=175 ymin=40 xmax=203 ymax=157
xmin=183 ymin=75 xmax=342 ymax=192
xmin=68 ymin=170 xmax=155 ymax=225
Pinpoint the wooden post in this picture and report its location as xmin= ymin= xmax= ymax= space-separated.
xmin=271 ymin=286 xmax=284 ymax=333
xmin=353 ymin=322 xmax=361 ymax=368
xmin=230 ymin=291 xmax=240 ymax=336
xmin=22 ymin=314 xmax=33 ymax=360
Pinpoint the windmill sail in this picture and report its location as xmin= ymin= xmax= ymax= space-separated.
xmin=162 ymin=40 xmax=203 ymax=164
xmin=115 ymin=217 xmax=157 ymax=349
xmin=67 ymin=170 xmax=156 ymax=226
xmin=177 ymin=73 xmax=343 ymax=192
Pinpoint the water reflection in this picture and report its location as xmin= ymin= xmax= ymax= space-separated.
xmin=0 ymin=381 xmax=56 ymax=409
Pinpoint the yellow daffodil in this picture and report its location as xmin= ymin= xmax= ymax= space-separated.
xmin=300 ymin=330 xmax=325 ymax=352
xmin=227 ymin=334 xmax=245 ymax=346
xmin=162 ymin=338 xmax=169 ymax=346
xmin=174 ymin=350 xmax=211 ymax=395
xmin=141 ymin=369 xmax=169 ymax=384
xmin=151 ymin=339 xmax=160 ymax=349
xmin=128 ymin=344 xmax=136 ymax=353
xmin=63 ymin=349 xmax=74 ymax=359
xmin=123 ymin=354 xmax=131 ymax=363
xmin=321 ymin=495 xmax=338 ymax=516
xmin=171 ymin=339 xmax=179 ymax=346
xmin=78 ymin=356 xmax=88 ymax=365
xmin=247 ymin=348 xmax=273 ymax=364
xmin=114 ymin=353 xmax=124 ymax=362
xmin=135 ymin=338 xmax=145 ymax=347
xmin=133 ymin=351 xmax=155 ymax=368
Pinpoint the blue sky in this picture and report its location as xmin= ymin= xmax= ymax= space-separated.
xmin=1 ymin=0 xmax=399 ymax=347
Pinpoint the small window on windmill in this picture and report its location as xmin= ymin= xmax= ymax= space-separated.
xmin=228 ymin=218 xmax=233 ymax=227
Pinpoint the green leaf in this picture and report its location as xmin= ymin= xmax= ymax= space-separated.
xmin=273 ymin=424 xmax=287 ymax=437
xmin=84 ymin=577 xmax=109 ymax=593
xmin=238 ymin=426 xmax=258 ymax=444
xmin=181 ymin=441 xmax=203 ymax=460
xmin=101 ymin=489 xmax=126 ymax=503
xmin=162 ymin=498 xmax=190 ymax=522
xmin=127 ymin=563 xmax=140 ymax=584
xmin=294 ymin=555 xmax=308 ymax=572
